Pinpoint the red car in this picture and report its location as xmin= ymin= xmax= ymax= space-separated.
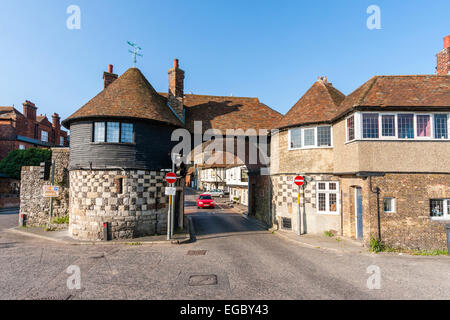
xmin=197 ymin=194 xmax=215 ymax=209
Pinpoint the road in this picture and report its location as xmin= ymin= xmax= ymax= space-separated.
xmin=0 ymin=196 xmax=449 ymax=300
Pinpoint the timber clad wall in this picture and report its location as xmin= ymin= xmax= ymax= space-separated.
xmin=69 ymin=120 xmax=177 ymax=170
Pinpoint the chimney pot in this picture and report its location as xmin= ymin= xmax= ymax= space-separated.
xmin=444 ymin=35 xmax=450 ymax=49
xmin=174 ymin=59 xmax=179 ymax=69
xmin=108 ymin=64 xmax=113 ymax=73
xmin=103 ymin=64 xmax=118 ymax=89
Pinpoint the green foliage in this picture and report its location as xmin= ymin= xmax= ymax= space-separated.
xmin=52 ymin=216 xmax=69 ymax=225
xmin=369 ymin=237 xmax=385 ymax=253
xmin=324 ymin=230 xmax=334 ymax=238
xmin=0 ymin=148 xmax=52 ymax=180
xmin=411 ymin=249 xmax=448 ymax=256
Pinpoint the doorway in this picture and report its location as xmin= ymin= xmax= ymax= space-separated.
xmin=355 ymin=187 xmax=363 ymax=240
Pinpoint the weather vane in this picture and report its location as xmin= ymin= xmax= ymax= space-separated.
xmin=127 ymin=41 xmax=143 ymax=67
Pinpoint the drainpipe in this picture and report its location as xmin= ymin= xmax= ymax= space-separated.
xmin=369 ymin=176 xmax=381 ymax=241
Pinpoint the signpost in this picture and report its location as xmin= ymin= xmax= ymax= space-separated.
xmin=294 ymin=176 xmax=305 ymax=236
xmin=166 ymin=172 xmax=177 ymax=240
xmin=43 ymin=185 xmax=60 ymax=198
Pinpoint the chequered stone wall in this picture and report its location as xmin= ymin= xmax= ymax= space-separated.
xmin=69 ymin=169 xmax=168 ymax=241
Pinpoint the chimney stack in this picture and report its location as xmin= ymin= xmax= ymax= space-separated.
xmin=168 ymin=59 xmax=185 ymax=121
xmin=437 ymin=35 xmax=450 ymax=75
xmin=103 ymin=64 xmax=118 ymax=89
xmin=52 ymin=113 xmax=60 ymax=129
xmin=23 ymin=100 xmax=37 ymax=121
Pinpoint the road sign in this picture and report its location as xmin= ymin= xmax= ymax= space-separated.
xmin=43 ymin=185 xmax=60 ymax=198
xmin=165 ymin=172 xmax=177 ymax=184
xmin=165 ymin=187 xmax=177 ymax=196
xmin=294 ymin=176 xmax=305 ymax=186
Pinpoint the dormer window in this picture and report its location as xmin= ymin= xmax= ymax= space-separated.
xmin=93 ymin=122 xmax=134 ymax=143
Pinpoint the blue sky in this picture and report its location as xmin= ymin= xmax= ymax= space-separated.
xmin=0 ymin=0 xmax=449 ymax=122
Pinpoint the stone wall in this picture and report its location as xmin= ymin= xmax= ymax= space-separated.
xmin=19 ymin=148 xmax=70 ymax=226
xmin=69 ymin=169 xmax=169 ymax=241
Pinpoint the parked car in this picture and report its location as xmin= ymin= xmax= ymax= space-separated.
xmin=197 ymin=194 xmax=215 ymax=209
xmin=205 ymin=189 xmax=225 ymax=198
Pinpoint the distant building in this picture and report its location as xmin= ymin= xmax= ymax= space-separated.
xmin=225 ymin=165 xmax=249 ymax=206
xmin=0 ymin=100 xmax=68 ymax=159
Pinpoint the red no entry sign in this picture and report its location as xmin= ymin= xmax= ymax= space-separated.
xmin=165 ymin=172 xmax=177 ymax=184
xmin=294 ymin=176 xmax=305 ymax=186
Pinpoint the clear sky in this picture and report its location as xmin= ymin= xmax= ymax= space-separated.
xmin=0 ymin=0 xmax=449 ymax=122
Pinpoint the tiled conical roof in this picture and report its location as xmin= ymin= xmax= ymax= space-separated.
xmin=62 ymin=68 xmax=183 ymax=128
xmin=278 ymin=80 xmax=345 ymax=129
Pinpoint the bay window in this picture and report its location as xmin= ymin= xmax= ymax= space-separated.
xmin=290 ymin=128 xmax=302 ymax=149
xmin=94 ymin=122 xmax=105 ymax=142
xmin=317 ymin=126 xmax=332 ymax=146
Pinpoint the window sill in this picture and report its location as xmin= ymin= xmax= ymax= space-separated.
xmin=289 ymin=146 xmax=333 ymax=151
xmin=430 ymin=217 xmax=450 ymax=221
xmin=91 ymin=142 xmax=136 ymax=146
xmin=345 ymin=138 xmax=450 ymax=145
xmin=316 ymin=212 xmax=340 ymax=216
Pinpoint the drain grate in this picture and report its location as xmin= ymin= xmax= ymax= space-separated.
xmin=186 ymin=250 xmax=207 ymax=256
xmin=189 ymin=275 xmax=218 ymax=286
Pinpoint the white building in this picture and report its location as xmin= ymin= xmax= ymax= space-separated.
xmin=225 ymin=165 xmax=249 ymax=206
xmin=199 ymin=165 xmax=226 ymax=191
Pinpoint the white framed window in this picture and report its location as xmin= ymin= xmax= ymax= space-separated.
xmin=59 ymin=136 xmax=64 ymax=146
xmin=316 ymin=181 xmax=339 ymax=215
xmin=383 ymin=198 xmax=395 ymax=213
xmin=289 ymin=125 xmax=333 ymax=150
xmin=289 ymin=128 xmax=302 ymax=149
xmin=349 ymin=111 xmax=450 ymax=142
xmin=107 ymin=122 xmax=120 ymax=143
xmin=94 ymin=122 xmax=105 ymax=142
xmin=93 ymin=122 xmax=134 ymax=143
xmin=430 ymin=199 xmax=450 ymax=220
xmin=41 ymin=130 xmax=48 ymax=142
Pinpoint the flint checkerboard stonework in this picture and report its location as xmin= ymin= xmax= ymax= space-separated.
xmin=69 ymin=169 xmax=169 ymax=241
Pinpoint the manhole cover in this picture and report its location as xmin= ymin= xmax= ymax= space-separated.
xmin=189 ymin=275 xmax=218 ymax=286
xmin=187 ymin=250 xmax=207 ymax=256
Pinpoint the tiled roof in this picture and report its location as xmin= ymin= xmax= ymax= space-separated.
xmin=278 ymin=80 xmax=345 ymax=129
xmin=180 ymin=94 xmax=283 ymax=133
xmin=335 ymin=75 xmax=450 ymax=118
xmin=62 ymin=68 xmax=183 ymax=128
xmin=0 ymin=107 xmax=16 ymax=120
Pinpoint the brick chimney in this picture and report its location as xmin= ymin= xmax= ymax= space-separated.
xmin=168 ymin=59 xmax=185 ymax=120
xmin=52 ymin=113 xmax=60 ymax=129
xmin=437 ymin=35 xmax=450 ymax=75
xmin=22 ymin=100 xmax=37 ymax=121
xmin=103 ymin=64 xmax=118 ymax=89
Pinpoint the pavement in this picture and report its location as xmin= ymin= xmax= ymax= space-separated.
xmin=0 ymin=196 xmax=450 ymax=300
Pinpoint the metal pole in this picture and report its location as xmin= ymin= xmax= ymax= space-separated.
xmin=297 ymin=185 xmax=301 ymax=235
xmin=48 ymin=160 xmax=55 ymax=225
xmin=171 ymin=158 xmax=176 ymax=238
xmin=167 ymin=194 xmax=172 ymax=240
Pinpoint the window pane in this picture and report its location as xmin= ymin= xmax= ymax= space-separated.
xmin=121 ymin=123 xmax=134 ymax=143
xmin=384 ymin=198 xmax=393 ymax=212
xmin=417 ymin=115 xmax=431 ymax=137
xmin=107 ymin=122 xmax=120 ymax=142
xmin=329 ymin=194 xmax=337 ymax=212
xmin=94 ymin=122 xmax=105 ymax=142
xmin=304 ymin=128 xmax=315 ymax=146
xmin=398 ymin=114 xmax=414 ymax=139
xmin=430 ymin=199 xmax=444 ymax=217
xmin=318 ymin=193 xmax=326 ymax=211
xmin=382 ymin=115 xmax=395 ymax=137
xmin=41 ymin=131 xmax=48 ymax=142
xmin=347 ymin=116 xmax=355 ymax=141
xmin=317 ymin=126 xmax=331 ymax=146
xmin=318 ymin=182 xmax=326 ymax=190
xmin=329 ymin=183 xmax=337 ymax=190
xmin=362 ymin=114 xmax=379 ymax=138
xmin=434 ymin=114 xmax=448 ymax=139
xmin=290 ymin=128 xmax=302 ymax=148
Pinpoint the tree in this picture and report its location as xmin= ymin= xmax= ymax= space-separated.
xmin=0 ymin=148 xmax=52 ymax=180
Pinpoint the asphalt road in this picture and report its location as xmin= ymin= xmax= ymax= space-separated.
xmin=0 ymin=197 xmax=449 ymax=300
